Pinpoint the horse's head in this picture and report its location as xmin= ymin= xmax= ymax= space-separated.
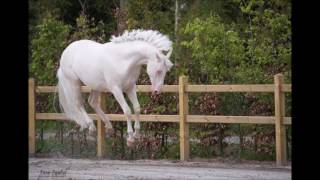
xmin=147 ymin=51 xmax=173 ymax=94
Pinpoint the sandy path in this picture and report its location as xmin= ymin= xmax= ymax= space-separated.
xmin=29 ymin=158 xmax=291 ymax=180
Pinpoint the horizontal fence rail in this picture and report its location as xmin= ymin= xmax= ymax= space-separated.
xmin=35 ymin=84 xmax=291 ymax=93
xmin=29 ymin=74 xmax=291 ymax=166
xmin=35 ymin=113 xmax=292 ymax=125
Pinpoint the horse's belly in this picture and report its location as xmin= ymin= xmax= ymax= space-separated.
xmin=74 ymin=65 xmax=109 ymax=92
xmin=81 ymin=75 xmax=109 ymax=92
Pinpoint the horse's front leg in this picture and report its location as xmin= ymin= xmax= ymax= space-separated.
xmin=111 ymin=87 xmax=135 ymax=147
xmin=126 ymin=85 xmax=141 ymax=139
xmin=88 ymin=90 xmax=114 ymax=136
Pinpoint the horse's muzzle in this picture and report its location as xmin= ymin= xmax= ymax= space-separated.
xmin=152 ymin=89 xmax=161 ymax=95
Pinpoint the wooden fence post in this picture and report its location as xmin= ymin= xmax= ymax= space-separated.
xmin=29 ymin=78 xmax=36 ymax=155
xmin=274 ymin=74 xmax=287 ymax=165
xmin=179 ymin=76 xmax=189 ymax=161
xmin=97 ymin=93 xmax=106 ymax=158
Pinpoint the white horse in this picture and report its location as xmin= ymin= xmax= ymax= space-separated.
xmin=57 ymin=29 xmax=173 ymax=147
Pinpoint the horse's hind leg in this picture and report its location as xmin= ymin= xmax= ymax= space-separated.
xmin=88 ymin=90 xmax=114 ymax=135
xmin=58 ymin=68 xmax=92 ymax=131
xmin=71 ymin=81 xmax=96 ymax=134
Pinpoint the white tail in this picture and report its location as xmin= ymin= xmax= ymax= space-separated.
xmin=57 ymin=68 xmax=92 ymax=130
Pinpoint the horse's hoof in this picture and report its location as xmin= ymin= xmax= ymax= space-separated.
xmin=67 ymin=129 xmax=77 ymax=136
xmin=106 ymin=127 xmax=114 ymax=136
xmin=133 ymin=131 xmax=141 ymax=139
xmin=89 ymin=125 xmax=96 ymax=131
xmin=126 ymin=138 xmax=135 ymax=147
xmin=79 ymin=126 xmax=87 ymax=132
xmin=88 ymin=129 xmax=96 ymax=136
xmin=88 ymin=125 xmax=96 ymax=135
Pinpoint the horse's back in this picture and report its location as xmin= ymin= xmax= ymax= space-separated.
xmin=63 ymin=40 xmax=102 ymax=56
xmin=60 ymin=40 xmax=103 ymax=69
xmin=69 ymin=39 xmax=102 ymax=48
xmin=59 ymin=40 xmax=110 ymax=91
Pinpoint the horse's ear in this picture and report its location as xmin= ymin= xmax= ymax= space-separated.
xmin=161 ymin=50 xmax=168 ymax=56
xmin=161 ymin=48 xmax=172 ymax=58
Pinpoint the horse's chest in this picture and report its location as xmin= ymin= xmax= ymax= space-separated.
xmin=122 ymin=76 xmax=138 ymax=91
xmin=120 ymin=69 xmax=140 ymax=91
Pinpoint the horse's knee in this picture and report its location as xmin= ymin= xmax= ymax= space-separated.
xmin=123 ymin=106 xmax=132 ymax=116
xmin=88 ymin=96 xmax=97 ymax=108
xmin=133 ymin=104 xmax=140 ymax=114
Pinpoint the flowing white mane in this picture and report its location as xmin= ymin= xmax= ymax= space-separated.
xmin=110 ymin=29 xmax=172 ymax=57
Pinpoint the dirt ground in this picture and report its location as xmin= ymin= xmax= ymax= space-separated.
xmin=29 ymin=158 xmax=291 ymax=180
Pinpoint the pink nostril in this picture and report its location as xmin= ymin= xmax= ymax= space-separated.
xmin=152 ymin=89 xmax=160 ymax=95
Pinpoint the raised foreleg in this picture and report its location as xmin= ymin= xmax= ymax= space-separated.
xmin=126 ymin=84 xmax=141 ymax=139
xmin=110 ymin=87 xmax=135 ymax=147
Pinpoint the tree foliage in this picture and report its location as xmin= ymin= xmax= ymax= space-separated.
xmin=181 ymin=15 xmax=244 ymax=84
xmin=125 ymin=0 xmax=175 ymax=36
xmin=30 ymin=15 xmax=70 ymax=85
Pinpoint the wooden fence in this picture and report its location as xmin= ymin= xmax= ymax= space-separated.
xmin=29 ymin=74 xmax=291 ymax=165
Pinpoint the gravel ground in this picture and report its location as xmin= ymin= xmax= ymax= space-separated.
xmin=29 ymin=158 xmax=291 ymax=180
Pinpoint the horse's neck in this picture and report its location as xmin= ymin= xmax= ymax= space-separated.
xmin=112 ymin=41 xmax=155 ymax=65
xmin=107 ymin=41 xmax=154 ymax=81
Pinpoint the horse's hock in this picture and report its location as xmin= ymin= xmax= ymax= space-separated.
xmin=29 ymin=74 xmax=291 ymax=165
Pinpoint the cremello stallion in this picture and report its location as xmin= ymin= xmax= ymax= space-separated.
xmin=57 ymin=29 xmax=173 ymax=146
